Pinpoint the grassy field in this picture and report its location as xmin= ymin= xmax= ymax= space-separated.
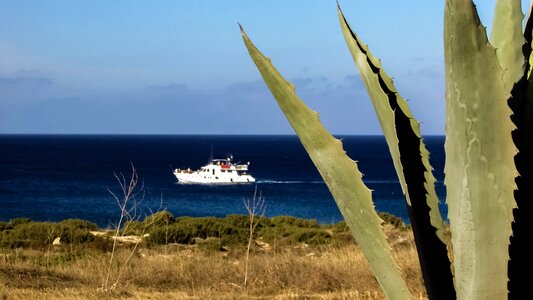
xmin=0 ymin=214 xmax=426 ymax=299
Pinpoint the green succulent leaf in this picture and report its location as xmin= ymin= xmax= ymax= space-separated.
xmin=338 ymin=6 xmax=454 ymax=299
xmin=240 ymin=25 xmax=412 ymax=300
xmin=490 ymin=0 xmax=526 ymax=87
xmin=444 ymin=1 xmax=518 ymax=299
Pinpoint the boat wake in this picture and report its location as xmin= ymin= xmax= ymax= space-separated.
xmin=256 ymin=179 xmax=400 ymax=185
xmin=256 ymin=180 xmax=324 ymax=184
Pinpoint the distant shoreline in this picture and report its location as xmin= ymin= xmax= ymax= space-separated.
xmin=0 ymin=210 xmax=406 ymax=232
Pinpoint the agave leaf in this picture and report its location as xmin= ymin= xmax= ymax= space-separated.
xmin=240 ymin=26 xmax=412 ymax=300
xmin=444 ymin=1 xmax=518 ymax=299
xmin=508 ymin=5 xmax=533 ymax=298
xmin=490 ymin=0 xmax=526 ymax=87
xmin=336 ymin=4 xmax=446 ymax=244
xmin=338 ymin=6 xmax=454 ymax=299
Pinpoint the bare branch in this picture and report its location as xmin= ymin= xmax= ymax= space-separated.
xmin=243 ymin=186 xmax=266 ymax=288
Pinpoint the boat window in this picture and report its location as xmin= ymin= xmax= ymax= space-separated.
xmin=212 ymin=169 xmax=215 ymax=175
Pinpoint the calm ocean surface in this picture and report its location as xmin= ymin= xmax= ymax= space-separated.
xmin=0 ymin=135 xmax=447 ymax=227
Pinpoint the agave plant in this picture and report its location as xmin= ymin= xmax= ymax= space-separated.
xmin=240 ymin=0 xmax=532 ymax=299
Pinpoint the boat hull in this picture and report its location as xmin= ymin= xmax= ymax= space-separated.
xmin=173 ymin=170 xmax=255 ymax=184
xmin=173 ymin=155 xmax=256 ymax=185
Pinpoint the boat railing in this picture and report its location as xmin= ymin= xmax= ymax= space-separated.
xmin=175 ymin=168 xmax=193 ymax=174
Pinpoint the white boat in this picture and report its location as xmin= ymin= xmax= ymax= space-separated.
xmin=173 ymin=155 xmax=256 ymax=184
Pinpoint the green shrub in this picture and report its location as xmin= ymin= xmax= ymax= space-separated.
xmin=58 ymin=227 xmax=95 ymax=244
xmin=147 ymin=216 xmax=247 ymax=246
xmin=121 ymin=211 xmax=175 ymax=236
xmin=0 ymin=219 xmax=98 ymax=248
xmin=55 ymin=219 xmax=97 ymax=244
xmin=0 ymin=213 xmax=406 ymax=249
xmin=0 ymin=222 xmax=13 ymax=231
xmin=174 ymin=216 xmax=238 ymax=238
xmin=0 ymin=222 xmax=56 ymax=248
xmin=147 ymin=225 xmax=178 ymax=244
xmin=122 ymin=220 xmax=145 ymax=235
xmin=258 ymin=224 xmax=293 ymax=241
xmin=258 ymin=217 xmax=333 ymax=245
xmin=290 ymin=228 xmax=332 ymax=245
xmin=224 ymin=214 xmax=249 ymax=228
xmin=225 ymin=214 xmax=271 ymax=230
xmin=270 ymin=216 xmax=319 ymax=228
xmin=143 ymin=210 xmax=175 ymax=228
xmin=330 ymin=221 xmax=349 ymax=233
xmin=59 ymin=219 xmax=98 ymax=231
xmin=377 ymin=212 xmax=405 ymax=229
xmin=9 ymin=218 xmax=31 ymax=226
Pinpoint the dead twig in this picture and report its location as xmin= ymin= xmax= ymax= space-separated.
xmin=243 ymin=186 xmax=265 ymax=288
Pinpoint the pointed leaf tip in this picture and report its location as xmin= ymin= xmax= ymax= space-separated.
xmin=339 ymin=8 xmax=453 ymax=299
xmin=238 ymin=23 xmax=245 ymax=34
xmin=241 ymin=29 xmax=411 ymax=300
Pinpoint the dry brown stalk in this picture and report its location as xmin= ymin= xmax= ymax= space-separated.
xmin=100 ymin=163 xmax=164 ymax=293
xmin=243 ymin=186 xmax=266 ymax=288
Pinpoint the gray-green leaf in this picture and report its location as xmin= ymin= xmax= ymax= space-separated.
xmin=241 ymin=26 xmax=412 ymax=300
xmin=445 ymin=1 xmax=518 ymax=299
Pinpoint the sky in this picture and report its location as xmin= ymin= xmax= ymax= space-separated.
xmin=0 ymin=1 xmax=530 ymax=135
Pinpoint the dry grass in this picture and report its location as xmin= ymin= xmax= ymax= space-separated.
xmin=0 ymin=227 xmax=426 ymax=299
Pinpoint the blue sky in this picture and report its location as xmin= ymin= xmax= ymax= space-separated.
xmin=0 ymin=1 xmax=530 ymax=134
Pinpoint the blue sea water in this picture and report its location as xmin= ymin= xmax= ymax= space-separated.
xmin=0 ymin=135 xmax=447 ymax=227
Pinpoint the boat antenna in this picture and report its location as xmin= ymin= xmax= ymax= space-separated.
xmin=209 ymin=143 xmax=214 ymax=162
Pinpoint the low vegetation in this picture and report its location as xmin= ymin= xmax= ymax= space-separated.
xmin=0 ymin=212 xmax=421 ymax=299
xmin=0 ymin=218 xmax=99 ymax=249
xmin=0 ymin=211 xmax=406 ymax=250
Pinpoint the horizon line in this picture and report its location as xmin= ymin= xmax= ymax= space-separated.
xmin=0 ymin=132 xmax=446 ymax=137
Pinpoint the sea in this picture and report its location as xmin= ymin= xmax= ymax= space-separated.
xmin=0 ymin=135 xmax=447 ymax=228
